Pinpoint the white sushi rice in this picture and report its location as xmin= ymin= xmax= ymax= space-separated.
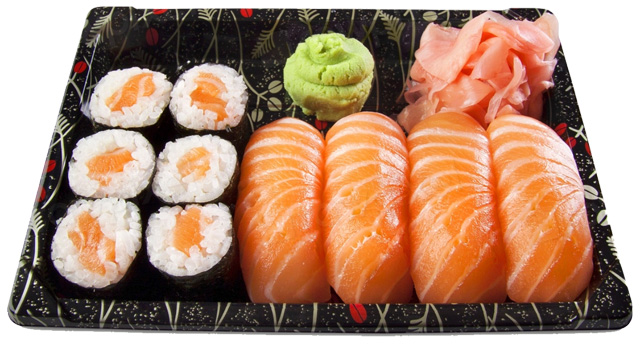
xmin=170 ymin=64 xmax=248 ymax=130
xmin=152 ymin=134 xmax=237 ymax=204
xmin=51 ymin=198 xmax=142 ymax=289
xmin=68 ymin=129 xmax=155 ymax=199
xmin=89 ymin=67 xmax=172 ymax=128
xmin=146 ymin=203 xmax=233 ymax=277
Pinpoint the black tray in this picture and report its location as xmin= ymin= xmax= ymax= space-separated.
xmin=7 ymin=7 xmax=632 ymax=332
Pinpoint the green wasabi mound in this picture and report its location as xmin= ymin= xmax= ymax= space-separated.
xmin=283 ymin=33 xmax=374 ymax=122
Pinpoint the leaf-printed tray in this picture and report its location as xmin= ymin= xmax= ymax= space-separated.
xmin=7 ymin=7 xmax=632 ymax=332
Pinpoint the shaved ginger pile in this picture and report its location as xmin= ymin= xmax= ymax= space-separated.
xmin=398 ymin=11 xmax=559 ymax=131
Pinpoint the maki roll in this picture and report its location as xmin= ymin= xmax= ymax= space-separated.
xmin=50 ymin=198 xmax=142 ymax=290
xmin=89 ymin=67 xmax=172 ymax=130
xmin=169 ymin=63 xmax=250 ymax=150
xmin=146 ymin=203 xmax=239 ymax=299
xmin=68 ymin=129 xmax=155 ymax=199
xmin=152 ymin=134 xmax=238 ymax=204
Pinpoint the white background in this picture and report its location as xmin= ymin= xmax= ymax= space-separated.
xmin=1 ymin=0 xmax=637 ymax=354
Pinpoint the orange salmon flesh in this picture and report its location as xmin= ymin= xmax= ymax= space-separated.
xmin=407 ymin=111 xmax=507 ymax=304
xmin=234 ymin=118 xmax=330 ymax=303
xmin=176 ymin=147 xmax=212 ymax=179
xmin=106 ymin=73 xmax=155 ymax=112
xmin=323 ymin=112 xmax=413 ymax=304
xmin=172 ymin=207 xmax=212 ymax=257
xmin=190 ymin=72 xmax=228 ymax=121
xmin=68 ymin=211 xmax=116 ymax=276
xmin=86 ymin=148 xmax=134 ymax=186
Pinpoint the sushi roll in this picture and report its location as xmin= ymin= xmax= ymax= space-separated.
xmin=169 ymin=63 xmax=250 ymax=151
xmin=50 ymin=198 xmax=142 ymax=290
xmin=68 ymin=129 xmax=156 ymax=199
xmin=146 ymin=203 xmax=239 ymax=299
xmin=152 ymin=134 xmax=238 ymax=204
xmin=89 ymin=67 xmax=172 ymax=129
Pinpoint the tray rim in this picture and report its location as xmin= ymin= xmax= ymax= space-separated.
xmin=7 ymin=6 xmax=633 ymax=333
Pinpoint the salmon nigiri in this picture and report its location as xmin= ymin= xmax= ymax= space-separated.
xmin=487 ymin=114 xmax=593 ymax=303
xmin=234 ymin=118 xmax=330 ymax=303
xmin=323 ymin=112 xmax=413 ymax=303
xmin=407 ymin=111 xmax=507 ymax=303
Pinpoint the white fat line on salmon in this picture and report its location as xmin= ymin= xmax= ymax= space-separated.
xmin=327 ymin=126 xmax=406 ymax=151
xmin=408 ymin=127 xmax=487 ymax=145
xmin=443 ymin=241 xmax=493 ymax=303
xmin=244 ymin=153 xmax=319 ymax=175
xmin=242 ymin=166 xmax=320 ymax=187
xmin=495 ymin=157 xmax=582 ymax=190
xmin=324 ymin=175 xmax=378 ymax=213
xmin=352 ymin=235 xmax=392 ymax=302
xmin=331 ymin=114 xmax=401 ymax=134
xmin=518 ymin=232 xmax=565 ymax=300
xmin=243 ymin=136 xmax=322 ymax=160
xmin=492 ymin=139 xmax=575 ymax=168
xmin=409 ymin=170 xmax=487 ymax=205
xmin=506 ymin=195 xmax=585 ymax=293
xmin=246 ymin=124 xmax=324 ymax=146
xmin=410 ymin=195 xmax=494 ymax=260
xmin=330 ymin=195 xmax=404 ymax=292
xmin=475 ymin=267 xmax=506 ymax=302
xmin=241 ymin=186 xmax=309 ymax=245
xmin=501 ymin=184 xmax=580 ymax=246
xmin=323 ymin=188 xmax=385 ymax=243
xmin=291 ymin=265 xmax=327 ymax=303
xmin=415 ymin=203 xmax=494 ymax=300
xmin=409 ymin=181 xmax=490 ymax=215
xmin=498 ymin=172 xmax=582 ymax=218
xmin=324 ymin=160 xmax=384 ymax=186
xmin=325 ymin=165 xmax=408 ymax=200
xmin=410 ymin=141 xmax=485 ymax=158
xmin=325 ymin=142 xmax=407 ymax=167
xmin=339 ymin=232 xmax=387 ymax=300
xmin=489 ymin=125 xmax=573 ymax=150
xmin=410 ymin=155 xmax=489 ymax=179
xmin=377 ymin=264 xmax=411 ymax=304
xmin=264 ymin=237 xmax=313 ymax=302
xmin=546 ymin=238 xmax=592 ymax=302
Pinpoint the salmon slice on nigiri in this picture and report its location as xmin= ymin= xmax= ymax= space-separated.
xmin=487 ymin=114 xmax=593 ymax=303
xmin=234 ymin=118 xmax=330 ymax=303
xmin=407 ymin=111 xmax=507 ymax=303
xmin=323 ymin=112 xmax=413 ymax=303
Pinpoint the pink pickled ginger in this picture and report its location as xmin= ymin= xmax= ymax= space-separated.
xmin=398 ymin=11 xmax=559 ymax=131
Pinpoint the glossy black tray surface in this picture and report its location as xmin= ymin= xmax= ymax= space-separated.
xmin=8 ymin=7 xmax=631 ymax=332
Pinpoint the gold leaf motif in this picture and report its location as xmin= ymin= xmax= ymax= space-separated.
xmin=267 ymin=97 xmax=282 ymax=112
xmin=423 ymin=11 xmax=438 ymax=22
xmin=268 ymin=80 xmax=283 ymax=94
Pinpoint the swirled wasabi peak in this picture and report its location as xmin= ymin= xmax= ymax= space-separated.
xmin=283 ymin=33 xmax=374 ymax=121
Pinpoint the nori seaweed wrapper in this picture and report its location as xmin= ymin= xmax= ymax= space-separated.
xmin=150 ymin=228 xmax=243 ymax=302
